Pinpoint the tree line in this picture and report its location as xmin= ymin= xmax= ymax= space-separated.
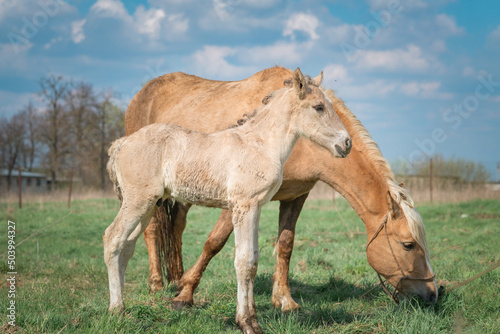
xmin=0 ymin=75 xmax=125 ymax=191
xmin=394 ymin=153 xmax=491 ymax=184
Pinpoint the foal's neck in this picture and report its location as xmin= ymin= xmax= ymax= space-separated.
xmin=234 ymin=90 xmax=299 ymax=165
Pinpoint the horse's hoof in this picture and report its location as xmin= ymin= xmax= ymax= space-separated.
xmin=272 ymin=296 xmax=301 ymax=312
xmin=171 ymin=298 xmax=193 ymax=310
xmin=149 ymin=276 xmax=164 ymax=293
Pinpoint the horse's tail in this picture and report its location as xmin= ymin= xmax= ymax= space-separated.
xmin=155 ymin=198 xmax=176 ymax=280
xmin=106 ymin=136 xmax=126 ymax=203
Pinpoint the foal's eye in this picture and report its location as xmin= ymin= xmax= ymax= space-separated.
xmin=313 ymin=104 xmax=324 ymax=113
xmin=402 ymin=242 xmax=415 ymax=251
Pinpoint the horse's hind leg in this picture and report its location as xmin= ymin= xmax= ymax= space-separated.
xmin=272 ymin=193 xmax=308 ymax=311
xmin=144 ymin=214 xmax=164 ymax=293
xmin=104 ymin=198 xmax=157 ymax=313
xmin=173 ymin=209 xmax=233 ymax=308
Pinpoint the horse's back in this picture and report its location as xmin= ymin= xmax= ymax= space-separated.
xmin=125 ymin=66 xmax=292 ymax=135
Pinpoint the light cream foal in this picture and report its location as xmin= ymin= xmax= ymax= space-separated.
xmin=104 ymin=68 xmax=351 ymax=334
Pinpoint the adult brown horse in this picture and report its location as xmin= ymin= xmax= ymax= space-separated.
xmin=125 ymin=66 xmax=438 ymax=309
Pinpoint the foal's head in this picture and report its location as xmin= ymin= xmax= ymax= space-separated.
xmin=283 ymin=68 xmax=352 ymax=158
xmin=366 ymin=189 xmax=438 ymax=303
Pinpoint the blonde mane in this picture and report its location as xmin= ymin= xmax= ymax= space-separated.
xmin=324 ymin=89 xmax=430 ymax=259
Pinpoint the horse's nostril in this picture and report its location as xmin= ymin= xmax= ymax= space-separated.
xmin=428 ymin=291 xmax=437 ymax=303
xmin=345 ymin=138 xmax=352 ymax=153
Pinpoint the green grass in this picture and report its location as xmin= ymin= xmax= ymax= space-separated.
xmin=0 ymin=198 xmax=499 ymax=333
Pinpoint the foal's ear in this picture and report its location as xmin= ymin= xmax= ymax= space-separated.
xmin=311 ymin=70 xmax=323 ymax=86
xmin=293 ymin=67 xmax=307 ymax=99
xmin=386 ymin=192 xmax=402 ymax=219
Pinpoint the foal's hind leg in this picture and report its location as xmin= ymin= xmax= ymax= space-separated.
xmin=272 ymin=193 xmax=308 ymax=311
xmin=104 ymin=198 xmax=158 ymax=313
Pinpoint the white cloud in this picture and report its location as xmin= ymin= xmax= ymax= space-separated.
xmin=323 ymin=64 xmax=351 ymax=87
xmin=486 ymin=25 xmax=500 ymax=48
xmin=135 ymin=6 xmax=166 ymax=38
xmin=368 ymin=0 xmax=426 ymax=11
xmin=462 ymin=66 xmax=488 ymax=78
xmin=191 ymin=45 xmax=254 ymax=79
xmin=436 ymin=14 xmax=464 ymax=36
xmin=324 ymin=23 xmax=358 ymax=45
xmin=44 ymin=36 xmax=63 ymax=49
xmin=71 ymin=19 xmax=86 ymax=43
xmin=355 ymin=44 xmax=431 ymax=72
xmin=283 ymin=13 xmax=319 ymax=40
xmin=238 ymin=42 xmax=305 ymax=65
xmin=0 ymin=42 xmax=32 ymax=70
xmin=88 ymin=0 xmax=187 ymax=41
xmin=90 ymin=0 xmax=129 ymax=18
xmin=431 ymin=39 xmax=447 ymax=53
xmin=335 ymin=79 xmax=398 ymax=101
xmin=165 ymin=13 xmax=189 ymax=36
xmin=400 ymin=81 xmax=453 ymax=99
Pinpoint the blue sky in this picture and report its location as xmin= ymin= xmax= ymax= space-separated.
xmin=1 ymin=0 xmax=500 ymax=179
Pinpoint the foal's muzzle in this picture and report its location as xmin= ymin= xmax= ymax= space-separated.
xmin=335 ymin=137 xmax=352 ymax=158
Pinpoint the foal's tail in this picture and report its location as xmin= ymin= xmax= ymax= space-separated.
xmin=107 ymin=137 xmax=127 ymax=203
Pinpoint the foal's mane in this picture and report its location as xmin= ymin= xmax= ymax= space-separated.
xmin=230 ymin=75 xmax=319 ymax=129
xmin=324 ymin=89 xmax=430 ymax=259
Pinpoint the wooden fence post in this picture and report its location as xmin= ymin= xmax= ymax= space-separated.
xmin=67 ymin=169 xmax=74 ymax=208
xmin=429 ymin=158 xmax=433 ymax=203
xmin=18 ymin=166 xmax=22 ymax=209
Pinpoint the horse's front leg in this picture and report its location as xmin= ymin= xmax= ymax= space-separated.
xmin=272 ymin=193 xmax=309 ymax=311
xmin=173 ymin=209 xmax=233 ymax=308
xmin=233 ymin=203 xmax=262 ymax=334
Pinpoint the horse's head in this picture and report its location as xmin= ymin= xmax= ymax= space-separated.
xmin=366 ymin=189 xmax=438 ymax=303
xmin=286 ymin=68 xmax=351 ymax=158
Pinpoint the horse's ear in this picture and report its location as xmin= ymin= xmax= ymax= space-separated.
xmin=386 ymin=191 xmax=402 ymax=219
xmin=311 ymin=71 xmax=323 ymax=86
xmin=293 ymin=67 xmax=307 ymax=99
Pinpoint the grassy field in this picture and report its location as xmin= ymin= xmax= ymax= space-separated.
xmin=1 ymin=197 xmax=499 ymax=333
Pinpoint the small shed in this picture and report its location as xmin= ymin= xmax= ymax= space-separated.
xmin=0 ymin=169 xmax=48 ymax=193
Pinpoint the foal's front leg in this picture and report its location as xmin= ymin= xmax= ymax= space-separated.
xmin=233 ymin=203 xmax=262 ymax=334
xmin=272 ymin=193 xmax=309 ymax=311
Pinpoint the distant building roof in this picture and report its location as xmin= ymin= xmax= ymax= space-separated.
xmin=0 ymin=169 xmax=47 ymax=178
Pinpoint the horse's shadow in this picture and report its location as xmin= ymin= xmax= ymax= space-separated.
xmin=250 ymin=272 xmax=380 ymax=325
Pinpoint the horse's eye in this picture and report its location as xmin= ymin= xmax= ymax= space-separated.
xmin=313 ymin=104 xmax=324 ymax=113
xmin=402 ymin=242 xmax=415 ymax=251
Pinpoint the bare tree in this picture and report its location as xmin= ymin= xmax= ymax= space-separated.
xmin=18 ymin=102 xmax=40 ymax=171
xmin=0 ymin=114 xmax=26 ymax=191
xmin=95 ymin=91 xmax=124 ymax=190
xmin=38 ymin=74 xmax=70 ymax=190
xmin=65 ymin=81 xmax=98 ymax=181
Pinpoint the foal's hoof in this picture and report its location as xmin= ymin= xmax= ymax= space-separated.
xmin=107 ymin=303 xmax=125 ymax=315
xmin=171 ymin=298 xmax=193 ymax=310
xmin=236 ymin=318 xmax=263 ymax=334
